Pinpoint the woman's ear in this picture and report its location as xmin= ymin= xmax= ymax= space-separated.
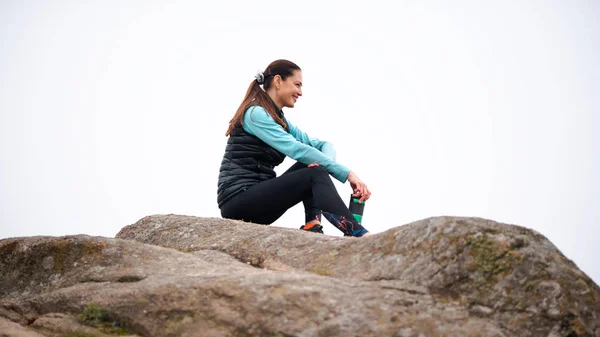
xmin=273 ymin=75 xmax=282 ymax=89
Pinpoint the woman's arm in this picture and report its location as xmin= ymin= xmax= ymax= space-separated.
xmin=286 ymin=118 xmax=371 ymax=202
xmin=287 ymin=119 xmax=337 ymax=160
xmin=243 ymin=106 xmax=350 ymax=183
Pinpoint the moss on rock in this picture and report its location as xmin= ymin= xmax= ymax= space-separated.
xmin=78 ymin=303 xmax=131 ymax=335
xmin=466 ymin=234 xmax=522 ymax=285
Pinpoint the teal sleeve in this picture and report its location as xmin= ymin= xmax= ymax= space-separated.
xmin=287 ymin=119 xmax=337 ymax=160
xmin=243 ymin=106 xmax=350 ymax=183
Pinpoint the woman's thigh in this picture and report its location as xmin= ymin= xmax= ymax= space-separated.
xmin=220 ymin=167 xmax=318 ymax=224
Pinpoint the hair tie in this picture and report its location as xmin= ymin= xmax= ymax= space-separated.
xmin=254 ymin=70 xmax=265 ymax=84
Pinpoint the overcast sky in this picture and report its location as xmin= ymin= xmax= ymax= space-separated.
xmin=1 ymin=1 xmax=598 ymax=283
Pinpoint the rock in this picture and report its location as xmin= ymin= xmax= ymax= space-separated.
xmin=30 ymin=312 xmax=140 ymax=337
xmin=1 ymin=215 xmax=598 ymax=336
xmin=470 ymin=304 xmax=494 ymax=317
xmin=0 ymin=316 xmax=46 ymax=337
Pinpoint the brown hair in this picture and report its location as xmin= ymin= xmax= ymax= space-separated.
xmin=225 ymin=59 xmax=301 ymax=136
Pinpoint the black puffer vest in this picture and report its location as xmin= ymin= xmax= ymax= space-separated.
xmin=217 ymin=107 xmax=287 ymax=208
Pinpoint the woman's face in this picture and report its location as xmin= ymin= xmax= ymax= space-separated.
xmin=276 ymin=70 xmax=303 ymax=108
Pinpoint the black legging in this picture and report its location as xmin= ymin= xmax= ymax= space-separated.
xmin=220 ymin=162 xmax=367 ymax=236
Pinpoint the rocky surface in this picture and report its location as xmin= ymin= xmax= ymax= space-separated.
xmin=1 ymin=215 xmax=599 ymax=336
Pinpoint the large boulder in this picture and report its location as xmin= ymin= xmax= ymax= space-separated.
xmin=1 ymin=215 xmax=598 ymax=336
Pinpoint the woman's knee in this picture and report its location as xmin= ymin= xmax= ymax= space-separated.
xmin=310 ymin=166 xmax=329 ymax=175
xmin=308 ymin=166 xmax=333 ymax=182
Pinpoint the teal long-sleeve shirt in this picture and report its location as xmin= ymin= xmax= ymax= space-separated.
xmin=242 ymin=105 xmax=351 ymax=183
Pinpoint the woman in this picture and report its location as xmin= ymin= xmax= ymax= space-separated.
xmin=217 ymin=59 xmax=372 ymax=237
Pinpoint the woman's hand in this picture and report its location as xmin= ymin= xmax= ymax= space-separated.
xmin=347 ymin=171 xmax=371 ymax=202
xmin=308 ymin=163 xmax=319 ymax=168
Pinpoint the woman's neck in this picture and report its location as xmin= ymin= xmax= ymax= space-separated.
xmin=266 ymin=90 xmax=284 ymax=110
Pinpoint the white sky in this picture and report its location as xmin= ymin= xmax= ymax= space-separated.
xmin=1 ymin=1 xmax=598 ymax=283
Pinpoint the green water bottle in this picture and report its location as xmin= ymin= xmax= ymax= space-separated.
xmin=348 ymin=195 xmax=365 ymax=225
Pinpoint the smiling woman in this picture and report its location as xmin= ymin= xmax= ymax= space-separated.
xmin=217 ymin=59 xmax=372 ymax=237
